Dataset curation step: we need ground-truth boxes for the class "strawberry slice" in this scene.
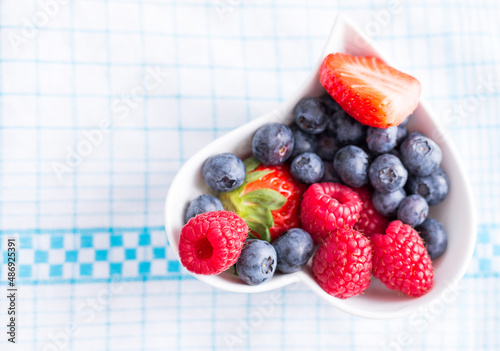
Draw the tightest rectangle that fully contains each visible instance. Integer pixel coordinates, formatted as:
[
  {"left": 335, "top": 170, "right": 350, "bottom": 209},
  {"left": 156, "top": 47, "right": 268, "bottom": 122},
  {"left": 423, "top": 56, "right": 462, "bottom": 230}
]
[{"left": 319, "top": 53, "right": 421, "bottom": 128}]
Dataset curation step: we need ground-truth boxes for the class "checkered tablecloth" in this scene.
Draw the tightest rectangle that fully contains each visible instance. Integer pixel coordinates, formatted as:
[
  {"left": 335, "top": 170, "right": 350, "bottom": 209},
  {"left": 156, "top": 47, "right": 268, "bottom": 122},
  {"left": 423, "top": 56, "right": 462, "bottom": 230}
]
[{"left": 0, "top": 0, "right": 499, "bottom": 350}]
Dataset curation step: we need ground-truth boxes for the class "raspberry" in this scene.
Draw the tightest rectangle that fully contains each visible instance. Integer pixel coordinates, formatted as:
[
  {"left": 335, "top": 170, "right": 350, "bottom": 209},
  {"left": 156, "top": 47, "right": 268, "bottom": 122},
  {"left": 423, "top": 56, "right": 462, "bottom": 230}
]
[
  {"left": 300, "top": 183, "right": 362, "bottom": 244},
  {"left": 312, "top": 227, "right": 372, "bottom": 299},
  {"left": 352, "top": 186, "right": 390, "bottom": 237},
  {"left": 178, "top": 211, "right": 248, "bottom": 275},
  {"left": 371, "top": 220, "right": 434, "bottom": 297}
]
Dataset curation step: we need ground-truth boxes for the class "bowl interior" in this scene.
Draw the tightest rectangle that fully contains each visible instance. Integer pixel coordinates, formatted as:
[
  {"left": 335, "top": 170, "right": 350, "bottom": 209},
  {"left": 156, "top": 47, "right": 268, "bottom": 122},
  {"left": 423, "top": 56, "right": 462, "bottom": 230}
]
[{"left": 165, "top": 15, "right": 476, "bottom": 319}]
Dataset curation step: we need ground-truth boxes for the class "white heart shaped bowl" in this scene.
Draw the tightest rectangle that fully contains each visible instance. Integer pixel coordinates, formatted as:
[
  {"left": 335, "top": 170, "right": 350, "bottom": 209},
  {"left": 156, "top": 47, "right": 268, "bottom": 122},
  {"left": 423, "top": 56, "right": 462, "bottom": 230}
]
[{"left": 165, "top": 15, "right": 477, "bottom": 319}]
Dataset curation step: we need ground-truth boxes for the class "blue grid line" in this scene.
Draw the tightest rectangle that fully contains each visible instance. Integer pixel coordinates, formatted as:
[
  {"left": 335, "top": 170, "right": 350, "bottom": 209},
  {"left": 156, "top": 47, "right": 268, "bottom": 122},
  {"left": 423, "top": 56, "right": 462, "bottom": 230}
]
[
  {"left": 172, "top": 2, "right": 184, "bottom": 349},
  {"left": 204, "top": 5, "right": 217, "bottom": 351},
  {"left": 69, "top": 1, "right": 78, "bottom": 350},
  {"left": 476, "top": 5, "right": 493, "bottom": 348},
  {"left": 103, "top": 1, "right": 114, "bottom": 348},
  {"left": 4, "top": 90, "right": 495, "bottom": 100},
  {"left": 0, "top": 92, "right": 285, "bottom": 100},
  {"left": 486, "top": 1, "right": 500, "bottom": 343},
  {"left": 33, "top": 0, "right": 42, "bottom": 345},
  {"left": 3, "top": 57, "right": 499, "bottom": 71},
  {"left": 1, "top": 0, "right": 498, "bottom": 10},
  {"left": 0, "top": 0, "right": 3, "bottom": 235},
  {"left": 0, "top": 272, "right": 498, "bottom": 288}
]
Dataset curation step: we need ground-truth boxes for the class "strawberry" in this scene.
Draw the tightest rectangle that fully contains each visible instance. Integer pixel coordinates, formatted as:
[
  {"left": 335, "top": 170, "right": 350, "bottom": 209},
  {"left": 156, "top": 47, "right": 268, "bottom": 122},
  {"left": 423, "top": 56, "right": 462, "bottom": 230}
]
[
  {"left": 319, "top": 53, "right": 421, "bottom": 128},
  {"left": 219, "top": 158, "right": 306, "bottom": 242}
]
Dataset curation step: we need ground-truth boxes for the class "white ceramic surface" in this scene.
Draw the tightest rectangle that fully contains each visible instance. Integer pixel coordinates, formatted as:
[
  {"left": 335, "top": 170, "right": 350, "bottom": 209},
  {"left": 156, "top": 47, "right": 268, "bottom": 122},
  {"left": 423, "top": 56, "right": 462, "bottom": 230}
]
[{"left": 164, "top": 14, "right": 477, "bottom": 319}]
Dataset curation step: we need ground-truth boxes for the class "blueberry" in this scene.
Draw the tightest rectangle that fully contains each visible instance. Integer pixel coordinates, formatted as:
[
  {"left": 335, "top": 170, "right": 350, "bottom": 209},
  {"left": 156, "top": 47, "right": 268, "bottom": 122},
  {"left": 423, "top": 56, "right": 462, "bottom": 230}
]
[
  {"left": 236, "top": 240, "right": 277, "bottom": 285},
  {"left": 397, "top": 194, "right": 429, "bottom": 227},
  {"left": 272, "top": 228, "right": 314, "bottom": 273},
  {"left": 416, "top": 218, "right": 448, "bottom": 260},
  {"left": 408, "top": 131, "right": 426, "bottom": 138},
  {"left": 184, "top": 195, "right": 224, "bottom": 224},
  {"left": 400, "top": 134, "right": 442, "bottom": 176},
  {"left": 316, "top": 132, "right": 339, "bottom": 160},
  {"left": 320, "top": 94, "right": 341, "bottom": 115},
  {"left": 328, "top": 110, "right": 367, "bottom": 145},
  {"left": 406, "top": 168, "right": 450, "bottom": 206},
  {"left": 202, "top": 153, "right": 246, "bottom": 192},
  {"left": 369, "top": 154, "right": 408, "bottom": 193},
  {"left": 396, "top": 126, "right": 408, "bottom": 147},
  {"left": 293, "top": 97, "right": 328, "bottom": 134},
  {"left": 290, "top": 124, "right": 318, "bottom": 159},
  {"left": 321, "top": 161, "right": 341, "bottom": 183},
  {"left": 372, "top": 187, "right": 406, "bottom": 217},
  {"left": 366, "top": 126, "right": 398, "bottom": 154},
  {"left": 333, "top": 145, "right": 369, "bottom": 187},
  {"left": 252, "top": 123, "right": 294, "bottom": 165},
  {"left": 290, "top": 152, "right": 324, "bottom": 184}
]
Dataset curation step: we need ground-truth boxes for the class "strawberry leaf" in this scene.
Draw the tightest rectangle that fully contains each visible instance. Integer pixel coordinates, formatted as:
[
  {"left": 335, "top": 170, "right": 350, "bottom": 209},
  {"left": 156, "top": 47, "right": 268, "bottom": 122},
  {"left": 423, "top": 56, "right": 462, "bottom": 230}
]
[
  {"left": 265, "top": 207, "right": 274, "bottom": 228},
  {"left": 247, "top": 221, "right": 271, "bottom": 242},
  {"left": 244, "top": 170, "right": 273, "bottom": 185},
  {"left": 242, "top": 204, "right": 272, "bottom": 226},
  {"left": 243, "top": 157, "right": 261, "bottom": 173},
  {"left": 241, "top": 189, "right": 286, "bottom": 210}
]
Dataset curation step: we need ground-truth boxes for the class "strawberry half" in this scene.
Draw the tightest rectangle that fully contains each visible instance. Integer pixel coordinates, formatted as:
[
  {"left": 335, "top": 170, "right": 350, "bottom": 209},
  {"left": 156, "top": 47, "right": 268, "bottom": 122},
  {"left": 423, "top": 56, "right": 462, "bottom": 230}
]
[
  {"left": 319, "top": 53, "right": 421, "bottom": 128},
  {"left": 219, "top": 158, "right": 306, "bottom": 242}
]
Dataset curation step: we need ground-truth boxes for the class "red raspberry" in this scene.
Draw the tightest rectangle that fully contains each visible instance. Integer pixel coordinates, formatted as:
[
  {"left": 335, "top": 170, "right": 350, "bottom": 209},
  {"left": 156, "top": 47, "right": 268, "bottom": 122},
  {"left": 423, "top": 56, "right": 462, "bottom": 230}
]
[
  {"left": 371, "top": 220, "right": 434, "bottom": 297},
  {"left": 300, "top": 183, "right": 362, "bottom": 244},
  {"left": 352, "top": 186, "right": 390, "bottom": 237},
  {"left": 179, "top": 211, "right": 248, "bottom": 275},
  {"left": 312, "top": 227, "right": 372, "bottom": 299}
]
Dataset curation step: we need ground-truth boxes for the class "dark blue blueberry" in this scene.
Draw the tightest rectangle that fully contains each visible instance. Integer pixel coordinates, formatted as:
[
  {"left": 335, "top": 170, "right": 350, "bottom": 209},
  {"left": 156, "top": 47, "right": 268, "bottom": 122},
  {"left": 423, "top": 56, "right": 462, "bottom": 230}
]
[
  {"left": 366, "top": 126, "right": 398, "bottom": 154},
  {"left": 290, "top": 124, "right": 318, "bottom": 159},
  {"left": 369, "top": 154, "right": 408, "bottom": 193},
  {"left": 293, "top": 97, "right": 328, "bottom": 134},
  {"left": 272, "top": 228, "right": 314, "bottom": 273},
  {"left": 184, "top": 195, "right": 224, "bottom": 224},
  {"left": 321, "top": 161, "right": 341, "bottom": 183},
  {"left": 316, "top": 132, "right": 339, "bottom": 160},
  {"left": 396, "top": 126, "right": 408, "bottom": 147},
  {"left": 290, "top": 152, "right": 324, "bottom": 184},
  {"left": 328, "top": 110, "right": 367, "bottom": 145},
  {"left": 416, "top": 218, "right": 448, "bottom": 260},
  {"left": 320, "top": 94, "right": 341, "bottom": 115},
  {"left": 397, "top": 194, "right": 429, "bottom": 227},
  {"left": 406, "top": 168, "right": 450, "bottom": 206},
  {"left": 333, "top": 145, "right": 369, "bottom": 188},
  {"left": 236, "top": 240, "right": 277, "bottom": 286},
  {"left": 252, "top": 123, "right": 294, "bottom": 165},
  {"left": 400, "top": 134, "right": 442, "bottom": 176},
  {"left": 372, "top": 187, "right": 406, "bottom": 217},
  {"left": 202, "top": 153, "right": 246, "bottom": 192}
]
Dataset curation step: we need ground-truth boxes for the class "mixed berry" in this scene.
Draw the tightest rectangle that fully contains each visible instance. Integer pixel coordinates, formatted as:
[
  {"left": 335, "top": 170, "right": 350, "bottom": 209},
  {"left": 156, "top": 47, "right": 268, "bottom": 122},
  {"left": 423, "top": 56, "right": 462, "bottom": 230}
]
[{"left": 178, "top": 52, "right": 450, "bottom": 299}]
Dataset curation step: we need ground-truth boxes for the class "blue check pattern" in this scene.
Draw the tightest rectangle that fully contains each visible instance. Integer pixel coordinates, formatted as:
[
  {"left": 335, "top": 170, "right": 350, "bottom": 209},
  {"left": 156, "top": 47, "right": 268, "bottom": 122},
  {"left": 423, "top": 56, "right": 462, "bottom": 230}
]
[{"left": 0, "top": 227, "right": 186, "bottom": 281}]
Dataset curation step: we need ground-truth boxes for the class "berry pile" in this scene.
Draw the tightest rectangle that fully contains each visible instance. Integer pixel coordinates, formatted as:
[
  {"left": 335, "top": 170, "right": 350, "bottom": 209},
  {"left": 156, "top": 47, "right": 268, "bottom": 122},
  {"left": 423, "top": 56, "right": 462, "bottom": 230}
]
[{"left": 177, "top": 52, "right": 449, "bottom": 299}]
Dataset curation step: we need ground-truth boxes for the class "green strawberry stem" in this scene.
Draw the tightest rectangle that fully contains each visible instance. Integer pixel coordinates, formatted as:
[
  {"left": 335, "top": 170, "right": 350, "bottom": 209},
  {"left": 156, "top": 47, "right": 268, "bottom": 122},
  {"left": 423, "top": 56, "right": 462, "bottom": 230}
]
[{"left": 219, "top": 158, "right": 286, "bottom": 242}]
